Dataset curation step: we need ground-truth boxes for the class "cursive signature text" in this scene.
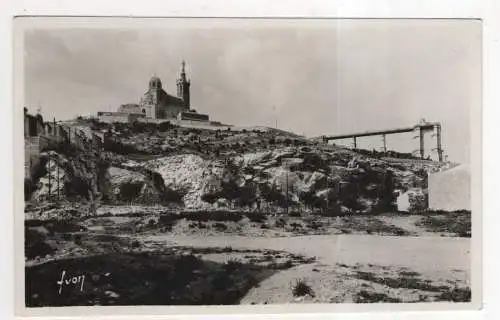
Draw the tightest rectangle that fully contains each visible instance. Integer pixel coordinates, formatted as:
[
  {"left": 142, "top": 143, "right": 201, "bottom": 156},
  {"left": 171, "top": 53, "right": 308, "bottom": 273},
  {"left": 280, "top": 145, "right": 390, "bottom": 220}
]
[{"left": 56, "top": 270, "right": 85, "bottom": 294}]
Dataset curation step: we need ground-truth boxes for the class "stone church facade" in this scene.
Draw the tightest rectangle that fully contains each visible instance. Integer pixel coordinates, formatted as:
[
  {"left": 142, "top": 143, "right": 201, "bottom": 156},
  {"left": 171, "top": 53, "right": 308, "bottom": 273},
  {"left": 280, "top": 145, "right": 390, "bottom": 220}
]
[
  {"left": 98, "top": 61, "right": 209, "bottom": 123},
  {"left": 140, "top": 60, "right": 190, "bottom": 119}
]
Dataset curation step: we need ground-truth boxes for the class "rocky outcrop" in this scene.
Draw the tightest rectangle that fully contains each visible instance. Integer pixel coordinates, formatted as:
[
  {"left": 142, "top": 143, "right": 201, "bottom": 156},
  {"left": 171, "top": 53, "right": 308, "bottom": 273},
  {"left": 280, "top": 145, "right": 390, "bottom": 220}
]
[
  {"left": 140, "top": 154, "right": 226, "bottom": 209},
  {"left": 26, "top": 122, "right": 448, "bottom": 214},
  {"left": 26, "top": 150, "right": 110, "bottom": 203},
  {"left": 104, "top": 166, "right": 166, "bottom": 204},
  {"left": 128, "top": 146, "right": 437, "bottom": 214}
]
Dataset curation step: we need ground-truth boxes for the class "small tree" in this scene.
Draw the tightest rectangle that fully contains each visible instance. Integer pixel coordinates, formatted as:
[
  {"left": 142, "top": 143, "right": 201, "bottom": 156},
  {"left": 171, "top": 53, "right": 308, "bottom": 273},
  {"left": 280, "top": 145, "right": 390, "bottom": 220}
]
[
  {"left": 201, "top": 192, "right": 220, "bottom": 204},
  {"left": 119, "top": 182, "right": 143, "bottom": 202},
  {"left": 158, "top": 121, "right": 173, "bottom": 132},
  {"left": 375, "top": 170, "right": 396, "bottom": 212},
  {"left": 236, "top": 183, "right": 257, "bottom": 208}
]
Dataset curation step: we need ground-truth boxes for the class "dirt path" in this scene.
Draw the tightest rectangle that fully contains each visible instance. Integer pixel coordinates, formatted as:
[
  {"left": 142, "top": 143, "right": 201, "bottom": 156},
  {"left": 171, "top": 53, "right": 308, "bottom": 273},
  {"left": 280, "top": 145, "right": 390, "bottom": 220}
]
[{"left": 145, "top": 234, "right": 470, "bottom": 273}]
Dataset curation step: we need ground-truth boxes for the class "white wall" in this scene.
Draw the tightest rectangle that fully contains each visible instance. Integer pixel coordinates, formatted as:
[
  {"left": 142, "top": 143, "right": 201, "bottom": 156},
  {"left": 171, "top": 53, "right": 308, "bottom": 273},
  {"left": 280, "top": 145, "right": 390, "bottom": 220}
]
[{"left": 428, "top": 164, "right": 471, "bottom": 211}]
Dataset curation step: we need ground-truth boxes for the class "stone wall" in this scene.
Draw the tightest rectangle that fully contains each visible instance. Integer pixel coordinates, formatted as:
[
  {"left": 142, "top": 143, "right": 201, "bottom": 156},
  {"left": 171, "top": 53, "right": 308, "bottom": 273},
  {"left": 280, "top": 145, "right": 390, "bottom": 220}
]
[
  {"left": 178, "top": 111, "right": 209, "bottom": 122},
  {"left": 97, "top": 112, "right": 130, "bottom": 123},
  {"left": 98, "top": 112, "right": 146, "bottom": 123}
]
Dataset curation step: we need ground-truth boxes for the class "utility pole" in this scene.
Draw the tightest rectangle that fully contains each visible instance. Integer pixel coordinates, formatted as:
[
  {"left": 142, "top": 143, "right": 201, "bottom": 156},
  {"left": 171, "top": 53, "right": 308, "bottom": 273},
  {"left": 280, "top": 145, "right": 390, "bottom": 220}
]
[
  {"left": 436, "top": 124, "right": 443, "bottom": 162},
  {"left": 326, "top": 177, "right": 329, "bottom": 213},
  {"left": 57, "top": 154, "right": 60, "bottom": 200},
  {"left": 285, "top": 171, "right": 289, "bottom": 215},
  {"left": 85, "top": 135, "right": 97, "bottom": 216},
  {"left": 48, "top": 152, "right": 52, "bottom": 200},
  {"left": 419, "top": 126, "right": 425, "bottom": 160},
  {"left": 273, "top": 105, "right": 277, "bottom": 129},
  {"left": 382, "top": 134, "right": 387, "bottom": 154}
]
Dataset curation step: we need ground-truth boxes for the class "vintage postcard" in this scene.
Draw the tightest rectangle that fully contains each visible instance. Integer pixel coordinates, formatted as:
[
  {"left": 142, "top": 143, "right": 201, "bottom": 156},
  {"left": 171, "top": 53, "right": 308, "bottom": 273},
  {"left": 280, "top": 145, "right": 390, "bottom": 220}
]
[{"left": 14, "top": 17, "right": 482, "bottom": 317}]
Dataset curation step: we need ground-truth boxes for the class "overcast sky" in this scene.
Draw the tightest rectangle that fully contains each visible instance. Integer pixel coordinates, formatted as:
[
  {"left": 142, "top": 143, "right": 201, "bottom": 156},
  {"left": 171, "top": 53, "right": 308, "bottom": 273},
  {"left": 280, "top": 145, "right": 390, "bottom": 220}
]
[{"left": 23, "top": 19, "right": 481, "bottom": 164}]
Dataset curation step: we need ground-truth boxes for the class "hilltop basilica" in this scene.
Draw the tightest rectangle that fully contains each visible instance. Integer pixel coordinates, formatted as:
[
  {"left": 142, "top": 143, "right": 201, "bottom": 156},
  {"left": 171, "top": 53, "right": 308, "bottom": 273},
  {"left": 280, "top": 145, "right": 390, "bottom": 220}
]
[{"left": 98, "top": 61, "right": 209, "bottom": 123}]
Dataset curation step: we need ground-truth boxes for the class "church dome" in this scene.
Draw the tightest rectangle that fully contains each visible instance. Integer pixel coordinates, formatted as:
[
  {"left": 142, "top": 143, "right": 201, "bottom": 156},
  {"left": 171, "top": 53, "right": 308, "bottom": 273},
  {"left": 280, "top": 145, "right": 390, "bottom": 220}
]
[{"left": 149, "top": 76, "right": 162, "bottom": 89}]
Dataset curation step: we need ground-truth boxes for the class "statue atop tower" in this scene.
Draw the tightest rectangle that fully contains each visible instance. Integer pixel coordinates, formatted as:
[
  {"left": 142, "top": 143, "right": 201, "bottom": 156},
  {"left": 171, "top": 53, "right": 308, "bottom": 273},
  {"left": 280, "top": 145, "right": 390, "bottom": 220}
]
[{"left": 176, "top": 60, "right": 191, "bottom": 108}]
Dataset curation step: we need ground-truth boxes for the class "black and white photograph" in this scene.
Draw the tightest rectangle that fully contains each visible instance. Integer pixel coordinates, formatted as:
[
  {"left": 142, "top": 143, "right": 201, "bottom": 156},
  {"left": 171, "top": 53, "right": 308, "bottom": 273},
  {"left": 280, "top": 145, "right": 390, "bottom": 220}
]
[{"left": 16, "top": 17, "right": 481, "bottom": 312}]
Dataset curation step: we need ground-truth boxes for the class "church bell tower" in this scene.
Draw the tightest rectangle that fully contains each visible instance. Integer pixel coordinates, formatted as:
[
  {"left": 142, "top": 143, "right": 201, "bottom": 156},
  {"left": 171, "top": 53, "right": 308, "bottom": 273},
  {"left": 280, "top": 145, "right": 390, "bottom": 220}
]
[{"left": 176, "top": 60, "right": 191, "bottom": 108}]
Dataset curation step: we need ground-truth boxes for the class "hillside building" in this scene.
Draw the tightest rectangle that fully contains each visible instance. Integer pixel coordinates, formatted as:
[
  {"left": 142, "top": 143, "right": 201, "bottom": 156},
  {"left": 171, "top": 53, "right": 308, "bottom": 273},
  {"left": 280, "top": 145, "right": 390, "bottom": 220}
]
[
  {"left": 98, "top": 61, "right": 210, "bottom": 123},
  {"left": 24, "top": 107, "right": 45, "bottom": 138}
]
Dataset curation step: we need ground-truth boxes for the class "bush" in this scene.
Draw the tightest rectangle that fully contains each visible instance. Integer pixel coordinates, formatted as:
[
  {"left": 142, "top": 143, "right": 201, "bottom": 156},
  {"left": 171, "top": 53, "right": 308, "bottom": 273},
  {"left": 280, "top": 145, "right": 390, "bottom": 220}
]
[
  {"left": 119, "top": 182, "right": 144, "bottom": 202},
  {"left": 289, "top": 222, "right": 302, "bottom": 231},
  {"left": 213, "top": 222, "right": 228, "bottom": 231},
  {"left": 300, "top": 153, "right": 330, "bottom": 173},
  {"left": 292, "top": 279, "right": 315, "bottom": 297},
  {"left": 395, "top": 230, "right": 407, "bottom": 236},
  {"left": 104, "top": 139, "right": 141, "bottom": 155},
  {"left": 147, "top": 219, "right": 156, "bottom": 227},
  {"left": 163, "top": 187, "right": 185, "bottom": 203},
  {"left": 181, "top": 211, "right": 243, "bottom": 222},
  {"left": 159, "top": 214, "right": 177, "bottom": 226},
  {"left": 158, "top": 121, "right": 175, "bottom": 132},
  {"left": 223, "top": 258, "right": 243, "bottom": 273},
  {"left": 275, "top": 218, "right": 286, "bottom": 228},
  {"left": 315, "top": 203, "right": 344, "bottom": 217},
  {"left": 73, "top": 234, "right": 83, "bottom": 245},
  {"left": 25, "top": 228, "right": 55, "bottom": 259},
  {"left": 259, "top": 183, "right": 286, "bottom": 207},
  {"left": 245, "top": 212, "right": 266, "bottom": 223},
  {"left": 416, "top": 211, "right": 471, "bottom": 237},
  {"left": 63, "top": 176, "right": 92, "bottom": 200},
  {"left": 198, "top": 222, "right": 207, "bottom": 229},
  {"left": 160, "top": 211, "right": 244, "bottom": 224},
  {"left": 436, "top": 287, "right": 471, "bottom": 302},
  {"left": 45, "top": 220, "right": 84, "bottom": 233},
  {"left": 354, "top": 290, "right": 401, "bottom": 303},
  {"left": 201, "top": 193, "right": 219, "bottom": 204}
]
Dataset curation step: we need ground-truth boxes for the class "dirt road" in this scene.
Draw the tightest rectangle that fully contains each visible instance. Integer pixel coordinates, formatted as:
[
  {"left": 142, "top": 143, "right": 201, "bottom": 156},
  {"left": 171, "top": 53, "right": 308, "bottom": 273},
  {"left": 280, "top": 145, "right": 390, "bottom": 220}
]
[{"left": 145, "top": 234, "right": 470, "bottom": 273}]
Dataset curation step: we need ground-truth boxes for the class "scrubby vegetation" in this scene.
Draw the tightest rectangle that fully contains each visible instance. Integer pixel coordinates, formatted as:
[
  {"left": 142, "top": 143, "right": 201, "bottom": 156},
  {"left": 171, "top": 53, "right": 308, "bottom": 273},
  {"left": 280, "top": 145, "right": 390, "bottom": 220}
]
[
  {"left": 354, "top": 271, "right": 448, "bottom": 292},
  {"left": 292, "top": 279, "right": 315, "bottom": 298},
  {"left": 354, "top": 290, "right": 401, "bottom": 303},
  {"left": 25, "top": 228, "right": 55, "bottom": 260},
  {"left": 352, "top": 148, "right": 426, "bottom": 161},
  {"left": 25, "top": 251, "right": 271, "bottom": 306},
  {"left": 353, "top": 270, "right": 471, "bottom": 302},
  {"left": 416, "top": 210, "right": 471, "bottom": 237},
  {"left": 435, "top": 287, "right": 471, "bottom": 302}
]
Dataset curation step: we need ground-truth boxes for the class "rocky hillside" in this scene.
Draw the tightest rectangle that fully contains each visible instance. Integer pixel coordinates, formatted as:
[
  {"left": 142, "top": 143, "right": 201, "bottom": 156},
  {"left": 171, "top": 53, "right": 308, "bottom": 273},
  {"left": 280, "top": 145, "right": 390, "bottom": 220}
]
[
  {"left": 25, "top": 145, "right": 108, "bottom": 204},
  {"left": 25, "top": 120, "right": 447, "bottom": 214}
]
